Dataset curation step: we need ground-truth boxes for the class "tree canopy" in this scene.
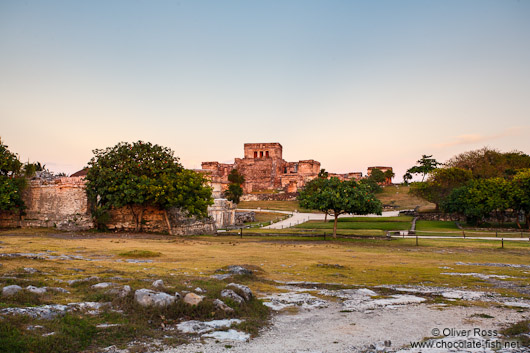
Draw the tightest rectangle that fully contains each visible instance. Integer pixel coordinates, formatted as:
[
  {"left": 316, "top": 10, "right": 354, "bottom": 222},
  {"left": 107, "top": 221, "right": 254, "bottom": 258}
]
[
  {"left": 0, "top": 139, "right": 26, "bottom": 212},
  {"left": 404, "top": 155, "right": 441, "bottom": 182},
  {"left": 299, "top": 177, "right": 382, "bottom": 237},
  {"left": 445, "top": 147, "right": 530, "bottom": 179},
  {"left": 85, "top": 141, "right": 213, "bottom": 231},
  {"left": 224, "top": 169, "right": 245, "bottom": 204}
]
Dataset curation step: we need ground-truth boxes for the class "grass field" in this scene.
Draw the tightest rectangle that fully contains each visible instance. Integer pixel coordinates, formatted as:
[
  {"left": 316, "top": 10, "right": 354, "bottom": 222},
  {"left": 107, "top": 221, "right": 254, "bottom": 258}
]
[
  {"left": 376, "top": 185, "right": 436, "bottom": 211},
  {"left": 0, "top": 230, "right": 529, "bottom": 351},
  {"left": 296, "top": 220, "right": 411, "bottom": 231},
  {"left": 238, "top": 185, "right": 435, "bottom": 213},
  {"left": 415, "top": 220, "right": 460, "bottom": 231}
]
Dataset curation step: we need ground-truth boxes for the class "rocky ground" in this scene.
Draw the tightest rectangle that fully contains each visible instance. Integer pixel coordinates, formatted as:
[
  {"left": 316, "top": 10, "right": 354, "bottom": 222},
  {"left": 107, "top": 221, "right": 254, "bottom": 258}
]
[{"left": 0, "top": 237, "right": 528, "bottom": 353}]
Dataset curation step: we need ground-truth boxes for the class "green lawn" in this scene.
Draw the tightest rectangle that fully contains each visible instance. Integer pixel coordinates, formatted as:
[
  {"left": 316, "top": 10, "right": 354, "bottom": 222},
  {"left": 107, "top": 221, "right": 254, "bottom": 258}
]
[
  {"left": 338, "top": 216, "right": 413, "bottom": 222},
  {"left": 296, "top": 220, "right": 410, "bottom": 231},
  {"left": 415, "top": 220, "right": 460, "bottom": 231}
]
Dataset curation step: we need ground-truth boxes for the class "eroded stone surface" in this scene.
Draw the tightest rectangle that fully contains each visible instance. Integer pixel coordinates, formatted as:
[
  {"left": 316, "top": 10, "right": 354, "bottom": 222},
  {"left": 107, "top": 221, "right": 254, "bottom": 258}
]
[
  {"left": 135, "top": 289, "right": 176, "bottom": 307},
  {"left": 183, "top": 292, "right": 204, "bottom": 306}
]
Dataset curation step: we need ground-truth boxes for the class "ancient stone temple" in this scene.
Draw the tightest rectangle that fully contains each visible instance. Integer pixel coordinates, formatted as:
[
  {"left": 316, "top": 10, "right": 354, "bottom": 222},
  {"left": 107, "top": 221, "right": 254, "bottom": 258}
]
[{"left": 201, "top": 143, "right": 321, "bottom": 197}]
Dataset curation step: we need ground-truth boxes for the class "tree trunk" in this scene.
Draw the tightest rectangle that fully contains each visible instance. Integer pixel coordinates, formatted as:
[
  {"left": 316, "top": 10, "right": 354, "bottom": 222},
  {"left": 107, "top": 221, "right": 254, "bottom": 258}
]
[
  {"left": 324, "top": 212, "right": 328, "bottom": 222},
  {"left": 164, "top": 209, "right": 172, "bottom": 235},
  {"left": 128, "top": 205, "right": 139, "bottom": 231},
  {"left": 138, "top": 207, "right": 144, "bottom": 232},
  {"left": 333, "top": 213, "right": 338, "bottom": 238}
]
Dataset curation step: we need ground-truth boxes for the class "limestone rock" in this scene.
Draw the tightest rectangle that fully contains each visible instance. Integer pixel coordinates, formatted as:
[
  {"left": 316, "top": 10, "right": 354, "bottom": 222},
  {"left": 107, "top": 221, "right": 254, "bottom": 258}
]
[
  {"left": 26, "top": 285, "right": 47, "bottom": 295},
  {"left": 92, "top": 282, "right": 114, "bottom": 289},
  {"left": 220, "top": 289, "right": 244, "bottom": 305},
  {"left": 134, "top": 289, "right": 175, "bottom": 307},
  {"left": 226, "top": 265, "right": 253, "bottom": 276},
  {"left": 2, "top": 285, "right": 22, "bottom": 296},
  {"left": 213, "top": 299, "right": 234, "bottom": 313},
  {"left": 183, "top": 292, "right": 204, "bottom": 306},
  {"left": 152, "top": 280, "right": 164, "bottom": 288},
  {"left": 226, "top": 283, "right": 252, "bottom": 301}
]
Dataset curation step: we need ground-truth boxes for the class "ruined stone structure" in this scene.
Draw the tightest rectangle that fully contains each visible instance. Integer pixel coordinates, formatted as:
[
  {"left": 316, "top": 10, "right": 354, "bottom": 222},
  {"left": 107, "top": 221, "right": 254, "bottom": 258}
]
[
  {"left": 0, "top": 177, "right": 92, "bottom": 231},
  {"left": 201, "top": 143, "right": 391, "bottom": 198},
  {"left": 202, "top": 143, "right": 321, "bottom": 197},
  {"left": 0, "top": 175, "right": 235, "bottom": 233}
]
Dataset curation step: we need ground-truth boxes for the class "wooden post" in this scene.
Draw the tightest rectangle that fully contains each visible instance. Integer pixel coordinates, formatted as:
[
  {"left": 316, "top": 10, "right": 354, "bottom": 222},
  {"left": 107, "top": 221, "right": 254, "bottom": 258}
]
[
  {"left": 240, "top": 228, "right": 243, "bottom": 239},
  {"left": 462, "top": 230, "right": 465, "bottom": 237},
  {"left": 501, "top": 238, "right": 504, "bottom": 248},
  {"left": 495, "top": 231, "right": 498, "bottom": 237},
  {"left": 416, "top": 234, "right": 418, "bottom": 246},
  {"left": 323, "top": 232, "right": 326, "bottom": 241}
]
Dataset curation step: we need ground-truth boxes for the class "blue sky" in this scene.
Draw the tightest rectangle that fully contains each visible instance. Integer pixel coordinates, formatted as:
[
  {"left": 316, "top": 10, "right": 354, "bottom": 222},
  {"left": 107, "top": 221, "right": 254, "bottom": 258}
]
[{"left": 1, "top": 1, "right": 529, "bottom": 180}]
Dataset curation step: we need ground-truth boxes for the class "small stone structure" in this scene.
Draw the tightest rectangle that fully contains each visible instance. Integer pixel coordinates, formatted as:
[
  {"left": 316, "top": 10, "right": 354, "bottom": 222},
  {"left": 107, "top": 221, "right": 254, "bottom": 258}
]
[{"left": 0, "top": 175, "right": 235, "bottom": 234}]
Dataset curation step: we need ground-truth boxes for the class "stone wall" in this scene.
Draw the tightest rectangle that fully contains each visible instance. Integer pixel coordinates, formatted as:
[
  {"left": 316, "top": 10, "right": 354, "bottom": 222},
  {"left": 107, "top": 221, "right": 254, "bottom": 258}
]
[
  {"left": 0, "top": 177, "right": 92, "bottom": 231},
  {"left": 240, "top": 192, "right": 298, "bottom": 202},
  {"left": 105, "top": 205, "right": 216, "bottom": 235},
  {"left": 0, "top": 177, "right": 235, "bottom": 235},
  {"left": 208, "top": 199, "right": 236, "bottom": 228}
]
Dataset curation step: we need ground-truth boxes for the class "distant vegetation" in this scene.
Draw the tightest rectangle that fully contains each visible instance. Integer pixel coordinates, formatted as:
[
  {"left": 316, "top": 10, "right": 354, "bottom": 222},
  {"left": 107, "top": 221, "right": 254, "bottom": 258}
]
[{"left": 407, "top": 147, "right": 530, "bottom": 228}]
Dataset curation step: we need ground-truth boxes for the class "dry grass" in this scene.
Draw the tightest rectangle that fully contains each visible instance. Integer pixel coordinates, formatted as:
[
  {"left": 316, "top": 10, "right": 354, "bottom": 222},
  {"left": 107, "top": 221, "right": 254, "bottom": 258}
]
[
  {"left": 377, "top": 185, "right": 436, "bottom": 211},
  {"left": 0, "top": 232, "right": 528, "bottom": 296}
]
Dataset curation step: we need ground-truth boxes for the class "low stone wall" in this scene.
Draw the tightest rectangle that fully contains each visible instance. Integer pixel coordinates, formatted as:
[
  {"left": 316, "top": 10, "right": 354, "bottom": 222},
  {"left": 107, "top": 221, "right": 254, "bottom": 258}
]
[
  {"left": 235, "top": 211, "right": 255, "bottom": 224},
  {"left": 0, "top": 177, "right": 234, "bottom": 235},
  {"left": 416, "top": 212, "right": 465, "bottom": 222},
  {"left": 105, "top": 206, "right": 216, "bottom": 235},
  {"left": 240, "top": 192, "right": 298, "bottom": 202},
  {"left": 0, "top": 177, "right": 92, "bottom": 231}
]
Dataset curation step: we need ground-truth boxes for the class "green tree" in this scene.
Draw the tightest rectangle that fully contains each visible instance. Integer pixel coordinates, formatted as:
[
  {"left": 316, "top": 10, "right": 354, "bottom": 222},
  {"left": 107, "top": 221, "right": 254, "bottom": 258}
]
[
  {"left": 299, "top": 177, "right": 382, "bottom": 238},
  {"left": 368, "top": 168, "right": 386, "bottom": 183},
  {"left": 405, "top": 155, "right": 441, "bottom": 182},
  {"left": 0, "top": 139, "right": 26, "bottom": 212},
  {"left": 409, "top": 167, "right": 472, "bottom": 210},
  {"left": 384, "top": 169, "right": 395, "bottom": 182},
  {"left": 85, "top": 141, "right": 213, "bottom": 232},
  {"left": 224, "top": 169, "right": 245, "bottom": 204},
  {"left": 442, "top": 178, "right": 512, "bottom": 226},
  {"left": 445, "top": 147, "right": 530, "bottom": 179},
  {"left": 511, "top": 169, "right": 530, "bottom": 229}
]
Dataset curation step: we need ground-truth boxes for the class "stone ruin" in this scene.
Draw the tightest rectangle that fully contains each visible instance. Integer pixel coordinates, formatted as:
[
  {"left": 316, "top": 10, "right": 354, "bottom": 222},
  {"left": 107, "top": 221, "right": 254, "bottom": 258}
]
[
  {"left": 0, "top": 174, "right": 236, "bottom": 234},
  {"left": 199, "top": 142, "right": 393, "bottom": 199}
]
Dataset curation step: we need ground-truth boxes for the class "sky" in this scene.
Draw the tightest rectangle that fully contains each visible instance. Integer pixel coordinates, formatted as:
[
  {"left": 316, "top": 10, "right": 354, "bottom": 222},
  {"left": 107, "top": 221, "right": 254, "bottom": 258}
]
[{"left": 1, "top": 0, "right": 529, "bottom": 181}]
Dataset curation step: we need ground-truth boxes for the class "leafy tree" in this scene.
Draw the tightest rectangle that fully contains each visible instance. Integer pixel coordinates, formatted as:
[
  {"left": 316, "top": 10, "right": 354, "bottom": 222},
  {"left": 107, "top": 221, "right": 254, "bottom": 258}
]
[
  {"left": 368, "top": 168, "right": 386, "bottom": 183},
  {"left": 445, "top": 147, "right": 530, "bottom": 179},
  {"left": 511, "top": 169, "right": 530, "bottom": 229},
  {"left": 384, "top": 169, "right": 395, "bottom": 182},
  {"left": 299, "top": 177, "right": 382, "bottom": 238},
  {"left": 85, "top": 141, "right": 213, "bottom": 232},
  {"left": 0, "top": 139, "right": 26, "bottom": 212},
  {"left": 318, "top": 168, "right": 329, "bottom": 178},
  {"left": 405, "top": 155, "right": 441, "bottom": 182},
  {"left": 409, "top": 167, "right": 472, "bottom": 210},
  {"left": 224, "top": 169, "right": 245, "bottom": 204},
  {"left": 442, "top": 178, "right": 512, "bottom": 226}
]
